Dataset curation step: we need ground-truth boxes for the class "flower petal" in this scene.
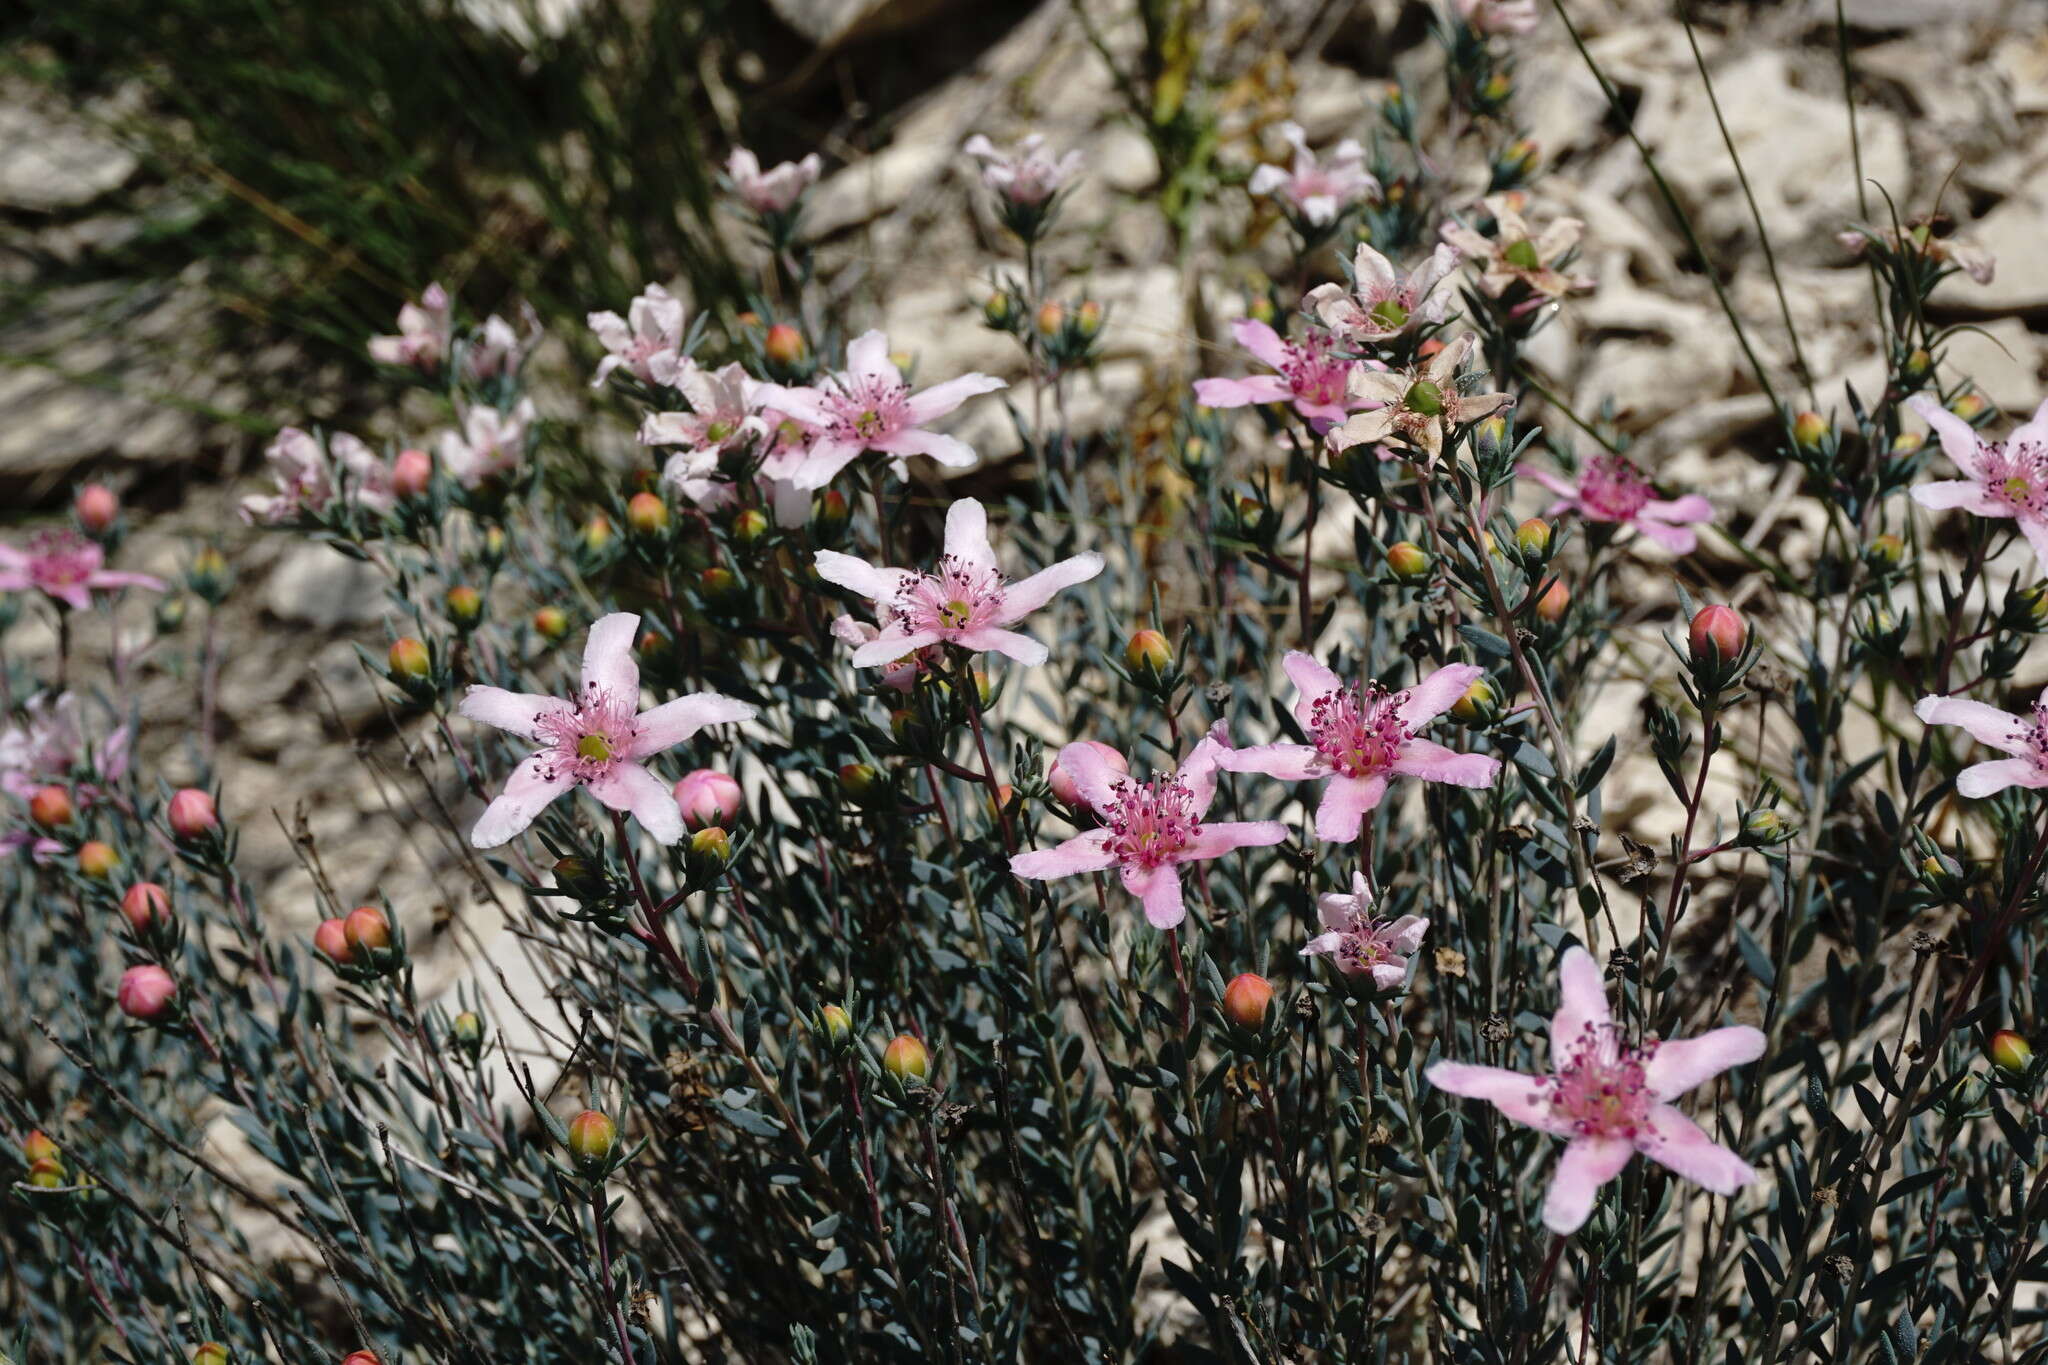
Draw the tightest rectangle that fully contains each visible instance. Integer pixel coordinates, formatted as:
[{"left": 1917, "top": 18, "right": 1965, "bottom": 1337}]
[
  {"left": 874, "top": 426, "right": 980, "bottom": 469},
  {"left": 631, "top": 693, "right": 756, "bottom": 757},
  {"left": 1908, "top": 394, "right": 1987, "bottom": 479},
  {"left": 1957, "top": 757, "right": 2048, "bottom": 798},
  {"left": 587, "top": 761, "right": 685, "bottom": 845},
  {"left": 814, "top": 550, "right": 911, "bottom": 605},
  {"left": 1423, "top": 1062, "right": 1571, "bottom": 1134},
  {"left": 1010, "top": 829, "right": 1116, "bottom": 879},
  {"left": 843, "top": 330, "right": 896, "bottom": 382},
  {"left": 1215, "top": 742, "right": 1325, "bottom": 781},
  {"left": 471, "top": 754, "right": 573, "bottom": 849},
  {"left": 997, "top": 552, "right": 1104, "bottom": 621},
  {"left": 1910, "top": 480, "right": 2003, "bottom": 515},
  {"left": 851, "top": 629, "right": 942, "bottom": 668},
  {"left": 1638, "top": 1104, "right": 1755, "bottom": 1196},
  {"left": 1314, "top": 774, "right": 1387, "bottom": 842},
  {"left": 1542, "top": 1136, "right": 1636, "bottom": 1234},
  {"left": 1193, "top": 375, "right": 1294, "bottom": 409},
  {"left": 1229, "top": 317, "right": 1292, "bottom": 371},
  {"left": 1398, "top": 663, "right": 1484, "bottom": 728},
  {"left": 1913, "top": 695, "right": 2030, "bottom": 755},
  {"left": 1282, "top": 651, "right": 1345, "bottom": 726},
  {"left": 905, "top": 373, "right": 1006, "bottom": 425},
  {"left": 581, "top": 613, "right": 641, "bottom": 701},
  {"left": 1391, "top": 738, "right": 1501, "bottom": 788},
  {"left": 459, "top": 686, "right": 568, "bottom": 741},
  {"left": 1123, "top": 863, "right": 1186, "bottom": 928},
  {"left": 1184, "top": 820, "right": 1290, "bottom": 860},
  {"left": 1643, "top": 1026, "right": 1766, "bottom": 1100},
  {"left": 1549, "top": 947, "right": 1611, "bottom": 1060},
  {"left": 952, "top": 626, "right": 1049, "bottom": 665}
]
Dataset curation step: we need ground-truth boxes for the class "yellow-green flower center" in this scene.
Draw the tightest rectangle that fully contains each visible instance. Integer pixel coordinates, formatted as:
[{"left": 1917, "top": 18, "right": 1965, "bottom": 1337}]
[
  {"left": 1503, "top": 238, "right": 1542, "bottom": 270},
  {"left": 577, "top": 733, "right": 614, "bottom": 762},
  {"left": 1369, "top": 299, "right": 1409, "bottom": 329},
  {"left": 940, "top": 599, "right": 973, "bottom": 628},
  {"left": 1404, "top": 380, "right": 1446, "bottom": 417}
]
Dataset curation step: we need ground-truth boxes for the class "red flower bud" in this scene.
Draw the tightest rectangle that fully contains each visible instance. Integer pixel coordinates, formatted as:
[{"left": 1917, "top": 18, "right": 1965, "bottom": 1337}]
[
  {"left": 23, "top": 1129, "right": 59, "bottom": 1163},
  {"left": 29, "top": 785, "right": 73, "bottom": 829},
  {"left": 674, "top": 770, "right": 742, "bottom": 830},
  {"left": 764, "top": 324, "right": 806, "bottom": 366},
  {"left": 1535, "top": 579, "right": 1570, "bottom": 624},
  {"left": 341, "top": 1352, "right": 385, "bottom": 1365},
  {"left": 314, "top": 918, "right": 352, "bottom": 963},
  {"left": 167, "top": 788, "right": 218, "bottom": 841},
  {"left": 77, "top": 840, "right": 118, "bottom": 880},
  {"left": 1688, "top": 604, "right": 1746, "bottom": 665},
  {"left": 532, "top": 606, "right": 570, "bottom": 642},
  {"left": 1222, "top": 973, "right": 1273, "bottom": 1030},
  {"left": 882, "top": 1034, "right": 930, "bottom": 1085},
  {"left": 117, "top": 964, "right": 177, "bottom": 1021},
  {"left": 122, "top": 882, "right": 172, "bottom": 934},
  {"left": 566, "top": 1108, "right": 618, "bottom": 1172},
  {"left": 75, "top": 483, "right": 120, "bottom": 536},
  {"left": 392, "top": 448, "right": 433, "bottom": 499},
  {"left": 1048, "top": 740, "right": 1126, "bottom": 807},
  {"left": 342, "top": 906, "right": 391, "bottom": 955}
]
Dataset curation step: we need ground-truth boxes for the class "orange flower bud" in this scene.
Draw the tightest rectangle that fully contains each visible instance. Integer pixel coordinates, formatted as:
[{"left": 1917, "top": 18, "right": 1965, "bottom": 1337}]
[
  {"left": 1688, "top": 604, "right": 1746, "bottom": 665},
  {"left": 1990, "top": 1029, "right": 2033, "bottom": 1074},
  {"left": 1535, "top": 579, "right": 1570, "bottom": 624},
  {"left": 167, "top": 788, "right": 217, "bottom": 840},
  {"left": 883, "top": 1034, "right": 931, "bottom": 1085},
  {"left": 392, "top": 447, "right": 433, "bottom": 499},
  {"left": 121, "top": 882, "right": 172, "bottom": 934},
  {"left": 23, "top": 1129, "right": 59, "bottom": 1163},
  {"left": 1222, "top": 973, "right": 1273, "bottom": 1030},
  {"left": 342, "top": 906, "right": 392, "bottom": 955},
  {"left": 29, "top": 785, "right": 73, "bottom": 828},
  {"left": 387, "top": 637, "right": 431, "bottom": 679},
  {"left": 1385, "top": 541, "right": 1430, "bottom": 582},
  {"left": 77, "top": 840, "right": 118, "bottom": 880},
  {"left": 1124, "top": 629, "right": 1173, "bottom": 675},
  {"left": 75, "top": 483, "right": 120, "bottom": 536},
  {"left": 532, "top": 606, "right": 569, "bottom": 642},
  {"left": 627, "top": 491, "right": 669, "bottom": 535},
  {"left": 314, "top": 918, "right": 352, "bottom": 963},
  {"left": 565, "top": 1108, "right": 618, "bottom": 1172},
  {"left": 764, "top": 324, "right": 807, "bottom": 366}
]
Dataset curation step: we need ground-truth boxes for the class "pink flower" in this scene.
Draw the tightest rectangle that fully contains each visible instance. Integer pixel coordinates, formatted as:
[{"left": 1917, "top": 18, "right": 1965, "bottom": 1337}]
[
  {"left": 458, "top": 613, "right": 756, "bottom": 848},
  {"left": 1518, "top": 454, "right": 1714, "bottom": 554},
  {"left": 1219, "top": 654, "right": 1501, "bottom": 842},
  {"left": 1330, "top": 333, "right": 1510, "bottom": 465},
  {"left": 1441, "top": 196, "right": 1592, "bottom": 301},
  {"left": 816, "top": 498, "right": 1102, "bottom": 669},
  {"left": 726, "top": 148, "right": 823, "bottom": 215},
  {"left": 462, "top": 307, "right": 540, "bottom": 382},
  {"left": 241, "top": 428, "right": 396, "bottom": 525},
  {"left": 756, "top": 332, "right": 1005, "bottom": 489},
  {"left": 1907, "top": 394, "right": 2048, "bottom": 571},
  {"left": 1248, "top": 122, "right": 1377, "bottom": 228},
  {"left": 1010, "top": 731, "right": 1290, "bottom": 929},
  {"left": 437, "top": 400, "right": 537, "bottom": 489},
  {"left": 588, "top": 283, "right": 690, "bottom": 388},
  {"left": 1305, "top": 242, "right": 1461, "bottom": 344},
  {"left": 117, "top": 964, "right": 178, "bottom": 1022},
  {"left": 368, "top": 283, "right": 451, "bottom": 372},
  {"left": 1454, "top": 0, "right": 1540, "bottom": 36},
  {"left": 1427, "top": 948, "right": 1764, "bottom": 1234},
  {"left": 1194, "top": 320, "right": 1359, "bottom": 429},
  {"left": 1914, "top": 686, "right": 2048, "bottom": 797},
  {"left": 674, "top": 769, "right": 742, "bottom": 828},
  {"left": 0, "top": 691, "right": 131, "bottom": 802},
  {"left": 0, "top": 531, "right": 164, "bottom": 610},
  {"left": 962, "top": 133, "right": 1083, "bottom": 206},
  {"left": 1302, "top": 873, "right": 1429, "bottom": 989}
]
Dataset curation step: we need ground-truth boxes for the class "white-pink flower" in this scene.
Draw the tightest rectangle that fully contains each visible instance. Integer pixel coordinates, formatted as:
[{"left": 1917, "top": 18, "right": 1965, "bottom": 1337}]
[
  {"left": 1305, "top": 242, "right": 1461, "bottom": 344},
  {"left": 1219, "top": 653, "right": 1501, "bottom": 842},
  {"left": 462, "top": 307, "right": 540, "bottom": 382},
  {"left": 0, "top": 531, "right": 164, "bottom": 610},
  {"left": 368, "top": 283, "right": 451, "bottom": 372},
  {"left": 1441, "top": 196, "right": 1591, "bottom": 300},
  {"left": 437, "top": 399, "right": 537, "bottom": 489},
  {"left": 1427, "top": 948, "right": 1764, "bottom": 1234},
  {"left": 589, "top": 283, "right": 690, "bottom": 388},
  {"left": 458, "top": 613, "right": 755, "bottom": 848},
  {"left": 1914, "top": 686, "right": 2048, "bottom": 797},
  {"left": 241, "top": 428, "right": 395, "bottom": 525},
  {"left": 755, "top": 331, "right": 1005, "bottom": 489},
  {"left": 1011, "top": 731, "right": 1290, "bottom": 929},
  {"left": 1302, "top": 873, "right": 1428, "bottom": 989},
  {"left": 726, "top": 148, "right": 823, "bottom": 215},
  {"left": 962, "top": 133, "right": 1083, "bottom": 207},
  {"left": 1907, "top": 394, "right": 2048, "bottom": 573},
  {"left": 1194, "top": 319, "right": 1359, "bottom": 428},
  {"left": 1519, "top": 454, "right": 1714, "bottom": 554},
  {"left": 1454, "top": 0, "right": 1540, "bottom": 36},
  {"left": 815, "top": 498, "right": 1102, "bottom": 669},
  {"left": 1331, "top": 333, "right": 1511, "bottom": 465},
  {"left": 1248, "top": 122, "right": 1377, "bottom": 227}
]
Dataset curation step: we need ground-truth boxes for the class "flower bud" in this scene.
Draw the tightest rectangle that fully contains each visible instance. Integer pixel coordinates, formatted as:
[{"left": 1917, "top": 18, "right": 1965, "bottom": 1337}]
[
  {"left": 1076, "top": 299, "right": 1104, "bottom": 337},
  {"left": 888, "top": 709, "right": 916, "bottom": 742},
  {"left": 1179, "top": 436, "right": 1211, "bottom": 473},
  {"left": 341, "top": 1353, "right": 384, "bottom": 1365},
  {"left": 582, "top": 512, "right": 615, "bottom": 554},
  {"left": 156, "top": 594, "right": 188, "bottom": 634},
  {"left": 1035, "top": 301, "right": 1066, "bottom": 337},
  {"left": 314, "top": 917, "right": 352, "bottom": 963},
  {"left": 1791, "top": 411, "right": 1830, "bottom": 451},
  {"left": 883, "top": 1034, "right": 931, "bottom": 1085},
  {"left": 77, "top": 840, "right": 118, "bottom": 881},
  {"left": 23, "top": 1129, "right": 59, "bottom": 1164},
  {"left": 674, "top": 770, "right": 742, "bottom": 830},
  {"left": 983, "top": 782, "right": 1016, "bottom": 821},
  {"left": 1049, "top": 740, "right": 1126, "bottom": 807},
  {"left": 1990, "top": 1029, "right": 2033, "bottom": 1074},
  {"left": 837, "top": 762, "right": 881, "bottom": 801},
  {"left": 121, "top": 882, "right": 172, "bottom": 934},
  {"left": 390, "top": 447, "right": 432, "bottom": 499},
  {"left": 1385, "top": 541, "right": 1430, "bottom": 583},
  {"left": 1901, "top": 349, "right": 1932, "bottom": 386},
  {"left": 192, "top": 1343, "right": 230, "bottom": 1365},
  {"left": 1535, "top": 578, "right": 1570, "bottom": 624},
  {"left": 982, "top": 289, "right": 1020, "bottom": 329},
  {"left": 1449, "top": 676, "right": 1500, "bottom": 727},
  {"left": 553, "top": 855, "right": 607, "bottom": 901},
  {"left": 481, "top": 526, "right": 507, "bottom": 568},
  {"left": 1889, "top": 430, "right": 1925, "bottom": 458},
  {"left": 637, "top": 629, "right": 671, "bottom": 662},
  {"left": 1951, "top": 392, "right": 1988, "bottom": 421},
  {"left": 1222, "top": 973, "right": 1273, "bottom": 1030},
  {"left": 532, "top": 606, "right": 569, "bottom": 642},
  {"left": 168, "top": 788, "right": 218, "bottom": 841},
  {"left": 28, "top": 1157, "right": 67, "bottom": 1190},
  {"left": 688, "top": 826, "right": 732, "bottom": 869},
  {"left": 1866, "top": 533, "right": 1905, "bottom": 569},
  {"left": 627, "top": 491, "right": 669, "bottom": 536},
  {"left": 1499, "top": 138, "right": 1539, "bottom": 178},
  {"left": 117, "top": 964, "right": 177, "bottom": 1022},
  {"left": 813, "top": 489, "right": 850, "bottom": 535},
  {"left": 343, "top": 906, "right": 392, "bottom": 956},
  {"left": 1235, "top": 497, "right": 1269, "bottom": 536},
  {"left": 2017, "top": 584, "right": 2048, "bottom": 629},
  {"left": 565, "top": 1108, "right": 618, "bottom": 1173},
  {"left": 1741, "top": 808, "right": 1793, "bottom": 845},
  {"left": 387, "top": 637, "right": 431, "bottom": 679},
  {"left": 699, "top": 565, "right": 740, "bottom": 601},
  {"left": 444, "top": 585, "right": 483, "bottom": 629},
  {"left": 1514, "top": 518, "right": 1552, "bottom": 557},
  {"left": 29, "top": 785, "right": 74, "bottom": 828},
  {"left": 75, "top": 483, "right": 120, "bottom": 537},
  {"left": 452, "top": 1011, "right": 484, "bottom": 1056},
  {"left": 732, "top": 507, "right": 770, "bottom": 545},
  {"left": 1124, "top": 629, "right": 1173, "bottom": 677},
  {"left": 1688, "top": 604, "right": 1747, "bottom": 665},
  {"left": 764, "top": 324, "right": 806, "bottom": 367},
  {"left": 188, "top": 547, "right": 231, "bottom": 604}
]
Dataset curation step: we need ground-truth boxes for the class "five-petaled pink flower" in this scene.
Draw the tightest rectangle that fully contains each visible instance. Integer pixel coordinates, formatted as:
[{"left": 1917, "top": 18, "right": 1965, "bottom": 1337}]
[
  {"left": 1302, "top": 872, "right": 1428, "bottom": 989},
  {"left": 1427, "top": 948, "right": 1764, "bottom": 1234},
  {"left": 1010, "top": 730, "right": 1289, "bottom": 929},
  {"left": 1907, "top": 394, "right": 2048, "bottom": 572},
  {"left": 726, "top": 148, "right": 824, "bottom": 215},
  {"left": 1455, "top": 0, "right": 1540, "bottom": 36},
  {"left": 458, "top": 613, "right": 755, "bottom": 848},
  {"left": 1331, "top": 333, "right": 1510, "bottom": 465},
  {"left": 368, "top": 283, "right": 451, "bottom": 372},
  {"left": 1219, "top": 654, "right": 1500, "bottom": 842},
  {"left": 1194, "top": 320, "right": 1360, "bottom": 429},
  {"left": 1, "top": 691, "right": 132, "bottom": 862},
  {"left": 1441, "top": 196, "right": 1592, "bottom": 302},
  {"left": 1519, "top": 454, "right": 1714, "bottom": 554},
  {"left": 438, "top": 400, "right": 537, "bottom": 489},
  {"left": 1914, "top": 685, "right": 2048, "bottom": 798},
  {"left": 0, "top": 531, "right": 163, "bottom": 611},
  {"left": 242, "top": 428, "right": 396, "bottom": 525},
  {"left": 589, "top": 283, "right": 690, "bottom": 389},
  {"left": 756, "top": 331, "right": 1005, "bottom": 489},
  {"left": 815, "top": 498, "right": 1102, "bottom": 669},
  {"left": 1305, "top": 242, "right": 1461, "bottom": 345},
  {"left": 1248, "top": 122, "right": 1377, "bottom": 228},
  {"left": 642, "top": 363, "right": 810, "bottom": 524},
  {"left": 962, "top": 133, "right": 1084, "bottom": 206}
]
